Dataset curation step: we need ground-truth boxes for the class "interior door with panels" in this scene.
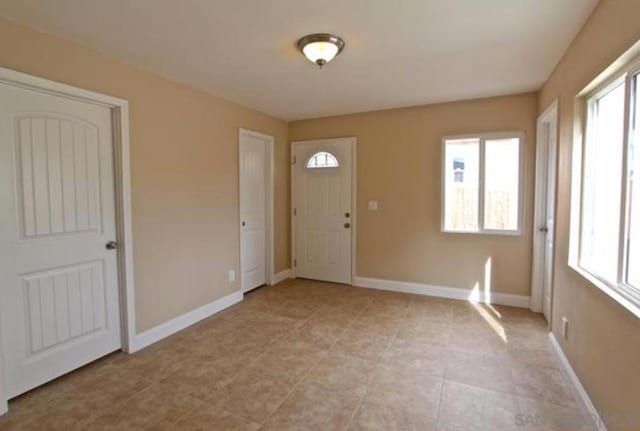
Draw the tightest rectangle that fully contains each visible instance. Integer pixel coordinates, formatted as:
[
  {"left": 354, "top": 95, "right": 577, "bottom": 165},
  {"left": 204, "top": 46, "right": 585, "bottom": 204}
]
[
  {"left": 294, "top": 139, "right": 353, "bottom": 284},
  {"left": 239, "top": 132, "right": 267, "bottom": 292},
  {"left": 0, "top": 82, "right": 121, "bottom": 397}
]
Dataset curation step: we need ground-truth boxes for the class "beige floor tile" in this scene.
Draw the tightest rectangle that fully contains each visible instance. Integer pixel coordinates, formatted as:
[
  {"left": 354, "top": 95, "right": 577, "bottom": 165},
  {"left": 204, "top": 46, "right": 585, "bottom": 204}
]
[
  {"left": 0, "top": 280, "right": 583, "bottom": 431},
  {"left": 303, "top": 353, "right": 379, "bottom": 397},
  {"left": 512, "top": 365, "right": 578, "bottom": 408},
  {"left": 437, "top": 380, "right": 520, "bottom": 431},
  {"left": 246, "top": 338, "right": 327, "bottom": 382},
  {"left": 384, "top": 338, "right": 447, "bottom": 377},
  {"left": 155, "top": 407, "right": 261, "bottom": 431},
  {"left": 109, "top": 342, "right": 198, "bottom": 380},
  {"left": 311, "top": 307, "right": 361, "bottom": 326},
  {"left": 352, "top": 312, "right": 404, "bottom": 337},
  {"left": 405, "top": 300, "right": 454, "bottom": 324},
  {"left": 286, "top": 320, "right": 347, "bottom": 349},
  {"left": 245, "top": 297, "right": 319, "bottom": 320},
  {"left": 0, "top": 391, "right": 62, "bottom": 430},
  {"left": 210, "top": 367, "right": 296, "bottom": 423},
  {"left": 517, "top": 397, "right": 596, "bottom": 431},
  {"left": 366, "top": 364, "right": 442, "bottom": 420},
  {"left": 448, "top": 321, "right": 510, "bottom": 360},
  {"left": 160, "top": 354, "right": 247, "bottom": 398},
  {"left": 2, "top": 366, "right": 153, "bottom": 430},
  {"left": 504, "top": 327, "right": 553, "bottom": 351},
  {"left": 332, "top": 325, "right": 394, "bottom": 362},
  {"left": 88, "top": 380, "right": 201, "bottom": 430},
  {"left": 508, "top": 347, "right": 559, "bottom": 370},
  {"left": 261, "top": 383, "right": 362, "bottom": 431},
  {"left": 348, "top": 399, "right": 437, "bottom": 431},
  {"left": 396, "top": 319, "right": 450, "bottom": 345},
  {"left": 444, "top": 349, "right": 516, "bottom": 394},
  {"left": 451, "top": 301, "right": 495, "bottom": 322}
]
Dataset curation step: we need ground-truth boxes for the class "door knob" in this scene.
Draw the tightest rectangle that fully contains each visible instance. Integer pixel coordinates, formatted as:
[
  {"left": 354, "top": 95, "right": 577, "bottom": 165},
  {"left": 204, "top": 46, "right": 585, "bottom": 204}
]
[
  {"left": 106, "top": 241, "right": 118, "bottom": 250},
  {"left": 345, "top": 212, "right": 350, "bottom": 218},
  {"left": 344, "top": 222, "right": 351, "bottom": 229},
  {"left": 242, "top": 221, "right": 246, "bottom": 227}
]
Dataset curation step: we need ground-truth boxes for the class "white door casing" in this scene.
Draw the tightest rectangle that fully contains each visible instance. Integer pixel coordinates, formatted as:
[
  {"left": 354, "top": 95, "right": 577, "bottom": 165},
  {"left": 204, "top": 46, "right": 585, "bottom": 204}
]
[
  {"left": 239, "top": 129, "right": 273, "bottom": 292},
  {"left": 531, "top": 100, "right": 558, "bottom": 322},
  {"left": 0, "top": 82, "right": 123, "bottom": 398},
  {"left": 292, "top": 138, "right": 355, "bottom": 284}
]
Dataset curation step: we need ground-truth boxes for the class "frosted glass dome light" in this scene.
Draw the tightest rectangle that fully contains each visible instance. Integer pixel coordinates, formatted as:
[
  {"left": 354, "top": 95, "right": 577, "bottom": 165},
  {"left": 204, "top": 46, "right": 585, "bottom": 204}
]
[{"left": 297, "top": 33, "right": 345, "bottom": 68}]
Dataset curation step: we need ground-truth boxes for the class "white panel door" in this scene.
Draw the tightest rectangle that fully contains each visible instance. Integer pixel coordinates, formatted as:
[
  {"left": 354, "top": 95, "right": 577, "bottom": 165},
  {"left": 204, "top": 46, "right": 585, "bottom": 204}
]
[
  {"left": 0, "top": 83, "right": 121, "bottom": 398},
  {"left": 239, "top": 133, "right": 267, "bottom": 292},
  {"left": 294, "top": 139, "right": 353, "bottom": 284},
  {"left": 542, "top": 119, "right": 557, "bottom": 322}
]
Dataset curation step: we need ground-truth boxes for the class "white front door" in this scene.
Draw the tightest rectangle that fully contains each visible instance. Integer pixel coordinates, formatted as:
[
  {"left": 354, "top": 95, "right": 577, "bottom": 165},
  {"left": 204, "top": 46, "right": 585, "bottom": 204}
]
[
  {"left": 293, "top": 138, "right": 354, "bottom": 284},
  {"left": 239, "top": 131, "right": 268, "bottom": 292},
  {"left": 0, "top": 83, "right": 121, "bottom": 398}
]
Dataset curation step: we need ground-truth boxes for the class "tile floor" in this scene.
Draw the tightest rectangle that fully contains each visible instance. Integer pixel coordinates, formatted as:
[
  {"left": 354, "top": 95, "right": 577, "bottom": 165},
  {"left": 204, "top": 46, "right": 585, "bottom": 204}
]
[{"left": 0, "top": 279, "right": 595, "bottom": 430}]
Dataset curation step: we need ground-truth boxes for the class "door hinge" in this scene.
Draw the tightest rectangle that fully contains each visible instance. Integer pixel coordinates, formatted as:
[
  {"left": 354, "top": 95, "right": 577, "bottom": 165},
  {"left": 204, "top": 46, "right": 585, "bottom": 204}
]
[
  {"left": 294, "top": 259, "right": 297, "bottom": 267},
  {"left": 293, "top": 208, "right": 297, "bottom": 216},
  {"left": 292, "top": 156, "right": 296, "bottom": 165}
]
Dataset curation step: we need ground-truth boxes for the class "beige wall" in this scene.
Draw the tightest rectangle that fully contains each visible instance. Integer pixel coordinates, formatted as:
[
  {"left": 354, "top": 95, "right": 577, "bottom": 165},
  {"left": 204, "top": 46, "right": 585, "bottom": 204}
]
[
  {"left": 290, "top": 93, "right": 537, "bottom": 297},
  {"left": 538, "top": 1, "right": 640, "bottom": 429},
  {"left": 0, "top": 17, "right": 290, "bottom": 332}
]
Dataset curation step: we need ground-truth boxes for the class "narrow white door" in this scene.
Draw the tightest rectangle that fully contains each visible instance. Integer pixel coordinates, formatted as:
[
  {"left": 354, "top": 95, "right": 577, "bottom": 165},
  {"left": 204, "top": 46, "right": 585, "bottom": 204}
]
[
  {"left": 293, "top": 138, "right": 354, "bottom": 284},
  {"left": 532, "top": 102, "right": 558, "bottom": 322},
  {"left": 541, "top": 118, "right": 557, "bottom": 321},
  {"left": 0, "top": 83, "right": 121, "bottom": 398},
  {"left": 239, "top": 131, "right": 268, "bottom": 292}
]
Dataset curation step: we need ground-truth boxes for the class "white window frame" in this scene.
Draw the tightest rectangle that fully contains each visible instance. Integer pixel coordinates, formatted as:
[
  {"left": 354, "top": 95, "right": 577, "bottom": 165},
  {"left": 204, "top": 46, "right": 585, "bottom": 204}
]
[
  {"left": 570, "top": 56, "right": 640, "bottom": 317},
  {"left": 441, "top": 131, "right": 525, "bottom": 236}
]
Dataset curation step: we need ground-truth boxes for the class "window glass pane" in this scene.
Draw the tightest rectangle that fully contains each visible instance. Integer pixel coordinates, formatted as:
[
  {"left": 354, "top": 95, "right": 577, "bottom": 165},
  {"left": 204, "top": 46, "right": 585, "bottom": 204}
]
[
  {"left": 581, "top": 82, "right": 625, "bottom": 282},
  {"left": 306, "top": 151, "right": 339, "bottom": 168},
  {"left": 627, "top": 74, "right": 640, "bottom": 289},
  {"left": 444, "top": 139, "right": 479, "bottom": 231},
  {"left": 484, "top": 138, "right": 520, "bottom": 230}
]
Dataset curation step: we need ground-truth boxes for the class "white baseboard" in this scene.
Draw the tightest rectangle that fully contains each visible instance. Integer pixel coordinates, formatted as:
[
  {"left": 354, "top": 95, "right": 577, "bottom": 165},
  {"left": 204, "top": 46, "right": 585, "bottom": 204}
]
[
  {"left": 353, "top": 276, "right": 530, "bottom": 308},
  {"left": 548, "top": 333, "right": 607, "bottom": 431},
  {"left": 270, "top": 268, "right": 292, "bottom": 285},
  {"left": 131, "top": 290, "right": 243, "bottom": 352}
]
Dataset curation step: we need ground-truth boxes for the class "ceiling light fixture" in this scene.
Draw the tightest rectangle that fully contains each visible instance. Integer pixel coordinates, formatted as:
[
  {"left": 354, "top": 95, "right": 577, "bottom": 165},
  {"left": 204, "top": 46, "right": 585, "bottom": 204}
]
[{"left": 297, "top": 33, "right": 345, "bottom": 68}]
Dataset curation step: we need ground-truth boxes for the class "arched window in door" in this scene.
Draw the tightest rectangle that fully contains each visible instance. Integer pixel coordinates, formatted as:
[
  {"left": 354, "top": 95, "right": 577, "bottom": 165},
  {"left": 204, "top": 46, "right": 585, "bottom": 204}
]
[{"left": 306, "top": 151, "right": 339, "bottom": 168}]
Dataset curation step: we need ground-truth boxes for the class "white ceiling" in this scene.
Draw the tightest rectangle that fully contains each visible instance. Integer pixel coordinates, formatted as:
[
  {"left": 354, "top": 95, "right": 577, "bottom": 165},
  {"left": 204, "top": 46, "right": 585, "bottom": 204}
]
[{"left": 0, "top": 0, "right": 598, "bottom": 120}]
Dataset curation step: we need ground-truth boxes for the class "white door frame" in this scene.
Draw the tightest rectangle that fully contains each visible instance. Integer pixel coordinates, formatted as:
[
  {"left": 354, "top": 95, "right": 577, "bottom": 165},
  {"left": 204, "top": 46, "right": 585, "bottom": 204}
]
[
  {"left": 290, "top": 137, "right": 357, "bottom": 284},
  {"left": 238, "top": 128, "right": 275, "bottom": 288},
  {"left": 0, "top": 67, "right": 135, "bottom": 414},
  {"left": 530, "top": 99, "right": 559, "bottom": 316}
]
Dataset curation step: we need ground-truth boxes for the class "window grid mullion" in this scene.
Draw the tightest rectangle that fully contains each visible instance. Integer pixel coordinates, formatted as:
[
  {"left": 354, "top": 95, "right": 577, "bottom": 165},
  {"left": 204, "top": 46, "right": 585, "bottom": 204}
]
[
  {"left": 478, "top": 138, "right": 486, "bottom": 232},
  {"left": 620, "top": 72, "right": 636, "bottom": 286},
  {"left": 578, "top": 98, "right": 595, "bottom": 271}
]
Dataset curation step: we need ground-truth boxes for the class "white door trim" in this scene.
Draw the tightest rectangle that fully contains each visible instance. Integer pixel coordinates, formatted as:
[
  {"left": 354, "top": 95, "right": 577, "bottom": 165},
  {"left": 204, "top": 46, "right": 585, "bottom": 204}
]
[
  {"left": 290, "top": 137, "right": 357, "bottom": 284},
  {"left": 0, "top": 67, "right": 135, "bottom": 414},
  {"left": 238, "top": 128, "right": 275, "bottom": 287},
  {"left": 531, "top": 99, "right": 558, "bottom": 316}
]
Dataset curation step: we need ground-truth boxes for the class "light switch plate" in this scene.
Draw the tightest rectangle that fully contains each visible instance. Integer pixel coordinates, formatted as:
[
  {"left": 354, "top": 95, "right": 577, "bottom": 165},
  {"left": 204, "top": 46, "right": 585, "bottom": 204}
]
[
  {"left": 228, "top": 270, "right": 236, "bottom": 282},
  {"left": 368, "top": 200, "right": 379, "bottom": 211}
]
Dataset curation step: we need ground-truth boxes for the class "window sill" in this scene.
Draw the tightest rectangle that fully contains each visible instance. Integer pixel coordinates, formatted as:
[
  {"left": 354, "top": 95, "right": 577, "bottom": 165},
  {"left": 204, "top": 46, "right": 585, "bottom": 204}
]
[
  {"left": 441, "top": 228, "right": 522, "bottom": 237},
  {"left": 569, "top": 263, "right": 640, "bottom": 319}
]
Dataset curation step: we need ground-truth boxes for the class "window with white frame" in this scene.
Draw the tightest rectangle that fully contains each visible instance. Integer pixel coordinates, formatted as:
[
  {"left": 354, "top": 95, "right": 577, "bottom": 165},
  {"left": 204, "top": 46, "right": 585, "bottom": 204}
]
[
  {"left": 442, "top": 133, "right": 523, "bottom": 234},
  {"left": 575, "top": 62, "right": 640, "bottom": 310}
]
